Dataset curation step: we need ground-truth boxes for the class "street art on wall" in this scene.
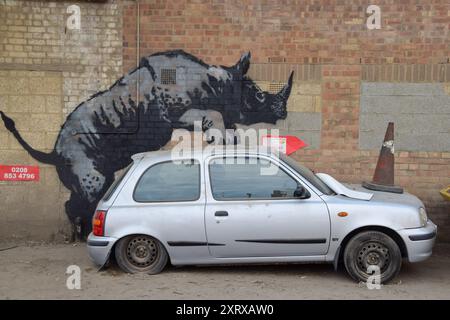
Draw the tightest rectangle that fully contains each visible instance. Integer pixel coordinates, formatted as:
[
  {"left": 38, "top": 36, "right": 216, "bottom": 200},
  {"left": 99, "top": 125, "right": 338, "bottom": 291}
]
[{"left": 0, "top": 50, "right": 294, "bottom": 238}]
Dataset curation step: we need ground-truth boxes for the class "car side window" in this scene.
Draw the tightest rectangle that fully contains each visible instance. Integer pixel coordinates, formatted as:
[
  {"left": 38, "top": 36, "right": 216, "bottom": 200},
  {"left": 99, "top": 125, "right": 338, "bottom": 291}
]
[
  {"left": 209, "top": 157, "right": 300, "bottom": 200},
  {"left": 134, "top": 160, "right": 200, "bottom": 202}
]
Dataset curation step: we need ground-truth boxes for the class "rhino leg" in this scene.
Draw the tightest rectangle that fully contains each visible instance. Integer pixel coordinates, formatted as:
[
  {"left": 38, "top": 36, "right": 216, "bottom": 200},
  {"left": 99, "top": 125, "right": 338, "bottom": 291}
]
[
  {"left": 65, "top": 193, "right": 100, "bottom": 240},
  {"left": 175, "top": 109, "right": 231, "bottom": 144},
  {"left": 63, "top": 157, "right": 114, "bottom": 240}
]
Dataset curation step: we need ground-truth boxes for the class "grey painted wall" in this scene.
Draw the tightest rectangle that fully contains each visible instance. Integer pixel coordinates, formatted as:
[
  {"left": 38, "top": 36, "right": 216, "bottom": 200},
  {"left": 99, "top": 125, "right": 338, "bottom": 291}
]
[
  {"left": 285, "top": 112, "right": 321, "bottom": 149},
  {"left": 236, "top": 112, "right": 321, "bottom": 149},
  {"left": 360, "top": 82, "right": 450, "bottom": 152}
]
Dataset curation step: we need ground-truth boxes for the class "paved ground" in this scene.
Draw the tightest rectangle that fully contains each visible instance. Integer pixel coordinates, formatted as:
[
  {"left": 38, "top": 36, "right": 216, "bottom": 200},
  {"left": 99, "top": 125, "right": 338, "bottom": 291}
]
[{"left": 0, "top": 242, "right": 449, "bottom": 299}]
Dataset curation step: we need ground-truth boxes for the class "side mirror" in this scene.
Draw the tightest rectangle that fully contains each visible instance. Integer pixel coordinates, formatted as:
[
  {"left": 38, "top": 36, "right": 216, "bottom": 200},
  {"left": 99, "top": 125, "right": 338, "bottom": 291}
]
[{"left": 294, "top": 184, "right": 310, "bottom": 199}]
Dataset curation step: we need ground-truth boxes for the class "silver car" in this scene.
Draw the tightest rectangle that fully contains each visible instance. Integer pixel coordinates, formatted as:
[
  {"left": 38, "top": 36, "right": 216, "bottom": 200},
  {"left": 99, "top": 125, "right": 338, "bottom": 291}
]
[{"left": 87, "top": 147, "right": 437, "bottom": 283}]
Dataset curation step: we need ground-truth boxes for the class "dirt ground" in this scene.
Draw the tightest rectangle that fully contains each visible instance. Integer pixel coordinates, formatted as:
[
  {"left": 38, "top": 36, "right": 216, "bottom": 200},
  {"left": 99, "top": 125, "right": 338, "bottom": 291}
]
[{"left": 0, "top": 242, "right": 449, "bottom": 300}]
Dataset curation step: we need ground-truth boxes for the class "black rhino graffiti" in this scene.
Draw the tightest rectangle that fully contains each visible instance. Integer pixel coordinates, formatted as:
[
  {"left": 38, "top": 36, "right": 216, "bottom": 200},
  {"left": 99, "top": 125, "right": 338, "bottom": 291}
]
[{"left": 0, "top": 50, "right": 293, "bottom": 238}]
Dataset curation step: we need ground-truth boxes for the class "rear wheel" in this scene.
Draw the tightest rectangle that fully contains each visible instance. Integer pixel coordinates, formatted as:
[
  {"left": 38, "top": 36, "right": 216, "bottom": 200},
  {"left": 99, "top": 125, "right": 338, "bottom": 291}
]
[
  {"left": 343, "top": 231, "right": 402, "bottom": 284},
  {"left": 115, "top": 235, "right": 168, "bottom": 274}
]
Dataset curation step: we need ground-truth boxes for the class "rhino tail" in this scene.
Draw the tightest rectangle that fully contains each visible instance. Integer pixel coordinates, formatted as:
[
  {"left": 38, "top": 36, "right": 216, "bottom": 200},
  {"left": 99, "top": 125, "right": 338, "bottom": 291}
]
[{"left": 0, "top": 110, "right": 59, "bottom": 165}]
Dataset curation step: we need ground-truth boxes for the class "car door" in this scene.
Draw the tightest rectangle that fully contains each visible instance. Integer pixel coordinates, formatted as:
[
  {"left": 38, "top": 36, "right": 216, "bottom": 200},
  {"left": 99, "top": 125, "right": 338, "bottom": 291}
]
[
  {"left": 110, "top": 158, "right": 208, "bottom": 261},
  {"left": 204, "top": 154, "right": 330, "bottom": 258}
]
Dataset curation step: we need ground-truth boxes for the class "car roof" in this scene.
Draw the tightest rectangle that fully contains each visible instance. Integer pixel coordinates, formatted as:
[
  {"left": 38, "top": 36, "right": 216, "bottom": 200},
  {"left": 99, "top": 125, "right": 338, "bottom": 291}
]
[{"left": 131, "top": 145, "right": 276, "bottom": 162}]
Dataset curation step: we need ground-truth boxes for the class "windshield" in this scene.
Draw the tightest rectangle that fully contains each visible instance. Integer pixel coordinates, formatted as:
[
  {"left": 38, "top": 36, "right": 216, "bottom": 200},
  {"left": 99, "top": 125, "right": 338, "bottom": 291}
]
[
  {"left": 280, "top": 154, "right": 335, "bottom": 196},
  {"left": 102, "top": 163, "right": 133, "bottom": 201}
]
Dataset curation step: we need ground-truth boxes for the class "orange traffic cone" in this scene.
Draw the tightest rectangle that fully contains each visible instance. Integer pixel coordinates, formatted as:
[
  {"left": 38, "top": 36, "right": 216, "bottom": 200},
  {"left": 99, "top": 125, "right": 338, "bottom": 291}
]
[{"left": 362, "top": 122, "right": 404, "bottom": 194}]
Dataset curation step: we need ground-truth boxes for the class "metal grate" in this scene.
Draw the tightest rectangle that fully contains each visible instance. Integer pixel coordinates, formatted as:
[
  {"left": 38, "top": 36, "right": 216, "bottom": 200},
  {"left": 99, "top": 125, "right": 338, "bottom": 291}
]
[
  {"left": 160, "top": 68, "right": 176, "bottom": 85},
  {"left": 267, "top": 82, "right": 285, "bottom": 94}
]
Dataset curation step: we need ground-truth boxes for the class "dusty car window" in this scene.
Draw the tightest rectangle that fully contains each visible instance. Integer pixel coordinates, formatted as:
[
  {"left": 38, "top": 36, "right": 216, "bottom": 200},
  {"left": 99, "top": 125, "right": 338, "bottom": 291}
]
[
  {"left": 209, "top": 157, "right": 299, "bottom": 200},
  {"left": 134, "top": 160, "right": 200, "bottom": 202},
  {"left": 103, "top": 163, "right": 133, "bottom": 201}
]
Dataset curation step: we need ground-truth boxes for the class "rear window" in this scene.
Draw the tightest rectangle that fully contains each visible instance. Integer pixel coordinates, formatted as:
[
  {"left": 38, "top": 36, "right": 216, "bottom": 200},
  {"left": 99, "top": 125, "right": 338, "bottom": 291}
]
[
  {"left": 133, "top": 160, "right": 200, "bottom": 202},
  {"left": 103, "top": 163, "right": 133, "bottom": 201}
]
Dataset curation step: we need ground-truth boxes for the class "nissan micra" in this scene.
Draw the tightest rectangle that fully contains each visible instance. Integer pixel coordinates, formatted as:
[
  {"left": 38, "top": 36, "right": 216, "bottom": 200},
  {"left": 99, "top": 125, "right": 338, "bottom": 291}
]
[{"left": 87, "top": 147, "right": 437, "bottom": 283}]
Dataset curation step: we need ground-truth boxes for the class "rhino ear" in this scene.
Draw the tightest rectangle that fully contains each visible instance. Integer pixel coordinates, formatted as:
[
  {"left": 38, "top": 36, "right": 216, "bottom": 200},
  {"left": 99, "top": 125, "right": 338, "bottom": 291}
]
[
  {"left": 234, "top": 51, "right": 251, "bottom": 75},
  {"left": 139, "top": 57, "right": 156, "bottom": 80}
]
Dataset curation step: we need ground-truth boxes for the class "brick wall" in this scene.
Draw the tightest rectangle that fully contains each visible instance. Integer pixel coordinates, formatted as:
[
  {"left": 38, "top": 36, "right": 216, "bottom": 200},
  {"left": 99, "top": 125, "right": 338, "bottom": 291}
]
[
  {"left": 122, "top": 0, "right": 449, "bottom": 68},
  {"left": 0, "top": 0, "right": 122, "bottom": 241},
  {"left": 122, "top": 0, "right": 450, "bottom": 241}
]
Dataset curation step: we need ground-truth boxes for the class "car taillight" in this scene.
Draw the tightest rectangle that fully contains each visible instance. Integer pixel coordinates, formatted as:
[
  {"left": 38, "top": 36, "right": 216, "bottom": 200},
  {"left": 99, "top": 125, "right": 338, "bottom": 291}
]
[{"left": 92, "top": 210, "right": 107, "bottom": 236}]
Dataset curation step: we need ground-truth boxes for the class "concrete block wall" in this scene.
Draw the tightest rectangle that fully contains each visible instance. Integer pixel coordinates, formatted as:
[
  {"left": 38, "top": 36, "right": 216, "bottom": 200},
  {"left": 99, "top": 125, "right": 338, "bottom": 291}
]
[
  {"left": 0, "top": 70, "right": 64, "bottom": 240},
  {"left": 360, "top": 82, "right": 450, "bottom": 152},
  {"left": 0, "top": 0, "right": 122, "bottom": 241}
]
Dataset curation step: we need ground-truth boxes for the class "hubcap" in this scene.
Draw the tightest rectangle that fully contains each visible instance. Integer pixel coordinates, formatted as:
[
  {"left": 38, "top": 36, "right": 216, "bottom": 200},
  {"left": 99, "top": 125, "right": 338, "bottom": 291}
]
[
  {"left": 126, "top": 237, "right": 158, "bottom": 268},
  {"left": 356, "top": 241, "right": 390, "bottom": 274}
]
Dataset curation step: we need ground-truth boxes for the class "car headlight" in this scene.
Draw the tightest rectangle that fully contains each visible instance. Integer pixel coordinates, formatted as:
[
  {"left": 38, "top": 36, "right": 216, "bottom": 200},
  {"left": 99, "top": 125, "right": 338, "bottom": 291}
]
[{"left": 419, "top": 207, "right": 428, "bottom": 227}]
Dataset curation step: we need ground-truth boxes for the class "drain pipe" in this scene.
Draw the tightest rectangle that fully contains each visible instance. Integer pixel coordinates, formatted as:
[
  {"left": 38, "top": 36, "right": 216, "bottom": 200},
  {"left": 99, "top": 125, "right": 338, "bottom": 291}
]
[{"left": 136, "top": 0, "right": 140, "bottom": 103}]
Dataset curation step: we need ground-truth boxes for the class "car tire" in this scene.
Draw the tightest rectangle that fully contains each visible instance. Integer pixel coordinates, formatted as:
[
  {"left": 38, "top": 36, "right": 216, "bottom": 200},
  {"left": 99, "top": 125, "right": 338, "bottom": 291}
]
[
  {"left": 115, "top": 235, "right": 168, "bottom": 274},
  {"left": 343, "top": 231, "right": 402, "bottom": 284}
]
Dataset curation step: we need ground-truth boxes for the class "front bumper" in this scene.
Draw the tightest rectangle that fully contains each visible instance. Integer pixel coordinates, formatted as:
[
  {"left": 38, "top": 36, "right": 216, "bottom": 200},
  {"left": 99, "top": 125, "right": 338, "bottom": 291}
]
[
  {"left": 398, "top": 220, "right": 437, "bottom": 263},
  {"left": 87, "top": 233, "right": 117, "bottom": 267}
]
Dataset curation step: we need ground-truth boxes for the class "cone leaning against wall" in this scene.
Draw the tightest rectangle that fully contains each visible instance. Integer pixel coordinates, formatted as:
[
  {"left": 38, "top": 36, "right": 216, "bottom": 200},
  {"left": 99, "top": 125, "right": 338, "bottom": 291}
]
[{"left": 362, "top": 122, "right": 404, "bottom": 194}]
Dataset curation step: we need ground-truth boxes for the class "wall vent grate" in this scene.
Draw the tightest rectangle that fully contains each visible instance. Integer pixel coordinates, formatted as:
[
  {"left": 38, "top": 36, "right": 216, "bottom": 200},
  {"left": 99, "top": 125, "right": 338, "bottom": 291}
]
[{"left": 160, "top": 68, "right": 176, "bottom": 85}]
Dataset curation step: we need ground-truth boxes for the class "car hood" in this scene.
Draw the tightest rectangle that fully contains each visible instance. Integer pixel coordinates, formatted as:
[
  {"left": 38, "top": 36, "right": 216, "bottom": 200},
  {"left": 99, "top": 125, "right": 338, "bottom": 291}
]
[
  {"left": 345, "top": 183, "right": 424, "bottom": 208},
  {"left": 316, "top": 173, "right": 423, "bottom": 208}
]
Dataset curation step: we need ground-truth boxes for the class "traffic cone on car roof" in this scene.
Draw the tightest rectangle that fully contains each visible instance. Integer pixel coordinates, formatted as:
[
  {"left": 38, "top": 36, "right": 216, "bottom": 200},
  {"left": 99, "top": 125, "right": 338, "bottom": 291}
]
[{"left": 362, "top": 122, "right": 404, "bottom": 194}]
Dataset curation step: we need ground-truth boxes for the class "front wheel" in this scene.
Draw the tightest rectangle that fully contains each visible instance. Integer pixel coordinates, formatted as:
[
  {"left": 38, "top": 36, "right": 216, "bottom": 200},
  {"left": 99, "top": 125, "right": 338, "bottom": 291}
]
[
  {"left": 343, "top": 231, "right": 402, "bottom": 284},
  {"left": 115, "top": 235, "right": 168, "bottom": 274}
]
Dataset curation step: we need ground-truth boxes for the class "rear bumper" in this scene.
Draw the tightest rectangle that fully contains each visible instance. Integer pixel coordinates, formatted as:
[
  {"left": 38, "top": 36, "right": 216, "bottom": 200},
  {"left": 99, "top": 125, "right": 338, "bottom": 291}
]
[
  {"left": 398, "top": 220, "right": 437, "bottom": 263},
  {"left": 87, "top": 233, "right": 117, "bottom": 267}
]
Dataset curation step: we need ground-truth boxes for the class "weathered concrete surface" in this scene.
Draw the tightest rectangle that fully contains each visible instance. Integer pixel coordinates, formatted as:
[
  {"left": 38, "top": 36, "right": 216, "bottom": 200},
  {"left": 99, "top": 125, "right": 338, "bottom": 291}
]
[
  {"left": 360, "top": 82, "right": 450, "bottom": 152},
  {"left": 0, "top": 0, "right": 123, "bottom": 241},
  {"left": 285, "top": 112, "right": 321, "bottom": 149},
  {"left": 235, "top": 111, "right": 321, "bottom": 149},
  {"left": 0, "top": 243, "right": 449, "bottom": 299},
  {"left": 0, "top": 71, "right": 69, "bottom": 242}
]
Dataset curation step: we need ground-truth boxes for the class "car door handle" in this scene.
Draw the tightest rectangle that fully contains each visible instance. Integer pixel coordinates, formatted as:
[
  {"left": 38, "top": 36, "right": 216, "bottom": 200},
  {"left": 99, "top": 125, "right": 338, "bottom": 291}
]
[{"left": 215, "top": 211, "right": 228, "bottom": 217}]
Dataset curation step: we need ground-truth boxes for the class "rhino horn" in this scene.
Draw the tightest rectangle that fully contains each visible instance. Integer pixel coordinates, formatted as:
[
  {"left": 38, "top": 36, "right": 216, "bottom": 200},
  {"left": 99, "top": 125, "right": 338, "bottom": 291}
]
[{"left": 277, "top": 71, "right": 294, "bottom": 100}]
